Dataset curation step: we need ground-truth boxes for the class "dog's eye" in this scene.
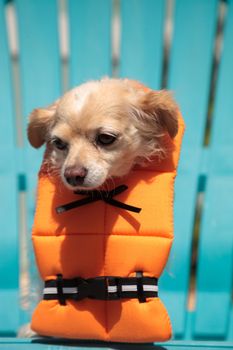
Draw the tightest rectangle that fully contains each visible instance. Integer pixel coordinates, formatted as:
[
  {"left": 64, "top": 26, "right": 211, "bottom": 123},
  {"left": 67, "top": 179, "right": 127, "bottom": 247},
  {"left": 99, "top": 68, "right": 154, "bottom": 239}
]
[
  {"left": 51, "top": 137, "right": 68, "bottom": 150},
  {"left": 97, "top": 133, "right": 117, "bottom": 146}
]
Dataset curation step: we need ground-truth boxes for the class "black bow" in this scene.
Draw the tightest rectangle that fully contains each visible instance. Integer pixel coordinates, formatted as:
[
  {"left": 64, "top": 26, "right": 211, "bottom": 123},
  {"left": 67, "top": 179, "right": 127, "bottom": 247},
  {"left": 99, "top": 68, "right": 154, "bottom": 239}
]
[{"left": 56, "top": 185, "right": 141, "bottom": 214}]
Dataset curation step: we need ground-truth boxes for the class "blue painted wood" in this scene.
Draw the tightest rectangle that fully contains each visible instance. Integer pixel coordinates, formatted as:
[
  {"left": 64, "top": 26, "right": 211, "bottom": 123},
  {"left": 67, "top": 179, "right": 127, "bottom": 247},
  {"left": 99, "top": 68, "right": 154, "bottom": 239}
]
[
  {"left": 0, "top": 0, "right": 19, "bottom": 334},
  {"left": 68, "top": 0, "right": 112, "bottom": 87},
  {"left": 160, "top": 0, "right": 219, "bottom": 338},
  {"left": 194, "top": 0, "right": 233, "bottom": 339},
  {"left": 15, "top": 0, "right": 61, "bottom": 146},
  {"left": 120, "top": 0, "right": 165, "bottom": 89},
  {"left": 167, "top": 0, "right": 218, "bottom": 149},
  {"left": 195, "top": 178, "right": 233, "bottom": 338},
  {"left": 14, "top": 0, "right": 62, "bottom": 325},
  {"left": 15, "top": 0, "right": 61, "bottom": 227},
  {"left": 229, "top": 309, "right": 233, "bottom": 340}
]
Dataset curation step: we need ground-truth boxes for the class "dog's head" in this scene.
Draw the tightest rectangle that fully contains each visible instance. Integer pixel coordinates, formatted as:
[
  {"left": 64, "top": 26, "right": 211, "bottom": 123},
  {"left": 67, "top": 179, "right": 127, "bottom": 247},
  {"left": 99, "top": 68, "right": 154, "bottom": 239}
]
[{"left": 28, "top": 78, "right": 178, "bottom": 190}]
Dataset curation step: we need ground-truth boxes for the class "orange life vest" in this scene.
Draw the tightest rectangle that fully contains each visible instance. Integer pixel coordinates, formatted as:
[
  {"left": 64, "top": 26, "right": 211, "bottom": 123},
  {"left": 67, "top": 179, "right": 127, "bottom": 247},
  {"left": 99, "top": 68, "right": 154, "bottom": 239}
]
[{"left": 31, "top": 83, "right": 185, "bottom": 342}]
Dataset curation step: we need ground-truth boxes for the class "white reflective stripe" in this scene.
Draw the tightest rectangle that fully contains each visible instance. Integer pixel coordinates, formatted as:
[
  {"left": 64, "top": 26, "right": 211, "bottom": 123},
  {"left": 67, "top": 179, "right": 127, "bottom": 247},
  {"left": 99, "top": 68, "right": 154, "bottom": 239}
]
[
  {"left": 122, "top": 285, "right": 137, "bottom": 292},
  {"left": 43, "top": 287, "right": 78, "bottom": 295},
  {"left": 143, "top": 285, "right": 158, "bottom": 292},
  {"left": 43, "top": 287, "right": 57, "bottom": 295},
  {"left": 108, "top": 286, "right": 117, "bottom": 293},
  {"left": 107, "top": 284, "right": 158, "bottom": 293},
  {"left": 63, "top": 287, "right": 78, "bottom": 294}
]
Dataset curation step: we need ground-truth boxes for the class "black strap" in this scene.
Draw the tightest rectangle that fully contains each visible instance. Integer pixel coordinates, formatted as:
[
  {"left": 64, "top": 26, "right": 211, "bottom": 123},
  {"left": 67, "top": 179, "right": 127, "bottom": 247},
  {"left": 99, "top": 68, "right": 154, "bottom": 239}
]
[
  {"left": 56, "top": 274, "right": 66, "bottom": 305},
  {"left": 136, "top": 271, "right": 146, "bottom": 303},
  {"left": 56, "top": 185, "right": 141, "bottom": 214},
  {"left": 43, "top": 274, "right": 158, "bottom": 304}
]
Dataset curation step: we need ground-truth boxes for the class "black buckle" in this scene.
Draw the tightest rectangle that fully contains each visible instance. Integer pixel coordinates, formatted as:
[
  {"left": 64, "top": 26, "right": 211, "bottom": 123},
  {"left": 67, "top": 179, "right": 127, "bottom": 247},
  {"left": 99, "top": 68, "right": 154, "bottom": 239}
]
[
  {"left": 72, "top": 276, "right": 113, "bottom": 300},
  {"left": 86, "top": 277, "right": 108, "bottom": 300},
  {"left": 72, "top": 277, "right": 89, "bottom": 301},
  {"left": 73, "top": 276, "right": 123, "bottom": 301}
]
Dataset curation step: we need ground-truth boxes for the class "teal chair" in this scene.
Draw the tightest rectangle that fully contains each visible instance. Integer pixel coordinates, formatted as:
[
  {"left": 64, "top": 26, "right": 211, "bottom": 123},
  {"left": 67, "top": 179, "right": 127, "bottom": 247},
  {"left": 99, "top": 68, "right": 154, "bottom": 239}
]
[{"left": 0, "top": 0, "right": 232, "bottom": 349}]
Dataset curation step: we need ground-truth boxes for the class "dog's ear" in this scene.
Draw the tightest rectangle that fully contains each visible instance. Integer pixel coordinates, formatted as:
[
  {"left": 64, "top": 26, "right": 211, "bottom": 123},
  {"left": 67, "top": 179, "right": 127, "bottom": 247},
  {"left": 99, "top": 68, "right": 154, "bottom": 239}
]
[
  {"left": 137, "top": 90, "right": 179, "bottom": 138},
  {"left": 27, "top": 101, "right": 58, "bottom": 148}
]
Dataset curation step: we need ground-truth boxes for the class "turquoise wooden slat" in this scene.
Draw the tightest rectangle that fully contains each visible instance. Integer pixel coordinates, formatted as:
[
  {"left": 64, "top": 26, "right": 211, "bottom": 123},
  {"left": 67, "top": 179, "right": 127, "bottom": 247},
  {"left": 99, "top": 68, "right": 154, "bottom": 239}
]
[
  {"left": 160, "top": 0, "right": 219, "bottom": 338},
  {"left": 120, "top": 0, "right": 165, "bottom": 89},
  {"left": 15, "top": 0, "right": 61, "bottom": 141},
  {"left": 194, "top": 0, "right": 233, "bottom": 339},
  {"left": 194, "top": 178, "right": 233, "bottom": 338},
  {"left": 0, "top": 0, "right": 19, "bottom": 334},
  {"left": 15, "top": 0, "right": 61, "bottom": 229},
  {"left": 229, "top": 309, "right": 233, "bottom": 340},
  {"left": 68, "top": 0, "right": 112, "bottom": 87},
  {"left": 167, "top": 0, "right": 218, "bottom": 149},
  {"left": 14, "top": 0, "right": 61, "bottom": 322}
]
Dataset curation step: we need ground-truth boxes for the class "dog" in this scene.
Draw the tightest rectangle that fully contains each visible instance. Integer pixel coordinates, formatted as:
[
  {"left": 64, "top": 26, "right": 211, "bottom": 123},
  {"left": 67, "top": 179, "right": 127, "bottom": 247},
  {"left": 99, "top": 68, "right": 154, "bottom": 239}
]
[
  {"left": 27, "top": 78, "right": 178, "bottom": 190},
  {"left": 20, "top": 78, "right": 179, "bottom": 338}
]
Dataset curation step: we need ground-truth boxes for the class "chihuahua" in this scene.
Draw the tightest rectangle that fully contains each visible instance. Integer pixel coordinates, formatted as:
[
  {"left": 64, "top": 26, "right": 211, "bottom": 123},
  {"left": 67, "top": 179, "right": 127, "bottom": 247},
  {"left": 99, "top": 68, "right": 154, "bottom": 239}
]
[{"left": 28, "top": 78, "right": 178, "bottom": 190}]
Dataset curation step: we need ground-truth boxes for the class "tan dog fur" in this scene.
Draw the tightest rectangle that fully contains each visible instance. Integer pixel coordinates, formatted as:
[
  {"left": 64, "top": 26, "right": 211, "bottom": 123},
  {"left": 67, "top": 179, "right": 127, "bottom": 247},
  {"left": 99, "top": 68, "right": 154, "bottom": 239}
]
[{"left": 28, "top": 78, "right": 178, "bottom": 190}]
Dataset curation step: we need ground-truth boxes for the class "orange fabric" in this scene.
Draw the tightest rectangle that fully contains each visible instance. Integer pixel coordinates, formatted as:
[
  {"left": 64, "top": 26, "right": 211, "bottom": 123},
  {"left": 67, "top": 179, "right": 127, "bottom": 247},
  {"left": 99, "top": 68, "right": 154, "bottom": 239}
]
[{"left": 31, "top": 82, "right": 185, "bottom": 342}]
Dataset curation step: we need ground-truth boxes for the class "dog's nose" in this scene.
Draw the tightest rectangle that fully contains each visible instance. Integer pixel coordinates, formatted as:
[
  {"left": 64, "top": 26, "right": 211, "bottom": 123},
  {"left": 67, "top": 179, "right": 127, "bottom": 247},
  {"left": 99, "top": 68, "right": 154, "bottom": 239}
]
[{"left": 64, "top": 167, "right": 88, "bottom": 187}]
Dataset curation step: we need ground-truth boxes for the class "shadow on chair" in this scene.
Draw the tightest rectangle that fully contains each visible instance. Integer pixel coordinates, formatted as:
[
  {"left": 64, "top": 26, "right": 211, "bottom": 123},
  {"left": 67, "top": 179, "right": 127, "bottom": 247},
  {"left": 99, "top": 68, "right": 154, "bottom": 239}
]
[{"left": 32, "top": 337, "right": 166, "bottom": 350}]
